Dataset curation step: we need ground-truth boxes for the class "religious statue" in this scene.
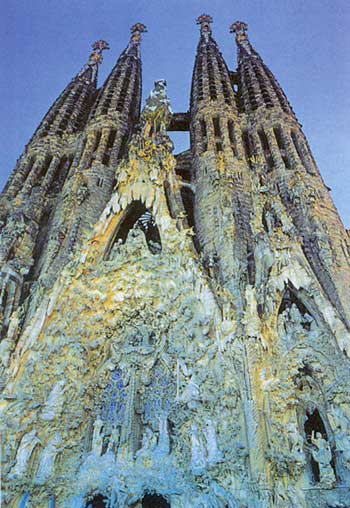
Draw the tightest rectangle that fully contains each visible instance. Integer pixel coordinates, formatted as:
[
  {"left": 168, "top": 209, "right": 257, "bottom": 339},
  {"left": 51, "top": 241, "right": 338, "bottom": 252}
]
[
  {"left": 328, "top": 405, "right": 350, "bottom": 462},
  {"left": 91, "top": 417, "right": 104, "bottom": 456},
  {"left": 10, "top": 429, "right": 40, "bottom": 478},
  {"left": 181, "top": 375, "right": 200, "bottom": 409},
  {"left": 107, "top": 425, "right": 120, "bottom": 455},
  {"left": 311, "top": 431, "right": 336, "bottom": 486},
  {"left": 286, "top": 422, "right": 304, "bottom": 462},
  {"left": 136, "top": 426, "right": 157, "bottom": 460},
  {"left": 190, "top": 424, "right": 206, "bottom": 475},
  {"left": 40, "top": 379, "right": 66, "bottom": 421},
  {"left": 35, "top": 432, "right": 63, "bottom": 484},
  {"left": 204, "top": 418, "right": 224, "bottom": 466},
  {"left": 156, "top": 415, "right": 170, "bottom": 456}
]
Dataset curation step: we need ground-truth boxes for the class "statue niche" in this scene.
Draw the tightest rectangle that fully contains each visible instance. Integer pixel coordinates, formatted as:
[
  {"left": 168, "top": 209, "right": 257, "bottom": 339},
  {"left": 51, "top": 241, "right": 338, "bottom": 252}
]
[
  {"left": 294, "top": 367, "right": 337, "bottom": 486},
  {"left": 304, "top": 408, "right": 336, "bottom": 486},
  {"left": 106, "top": 200, "right": 162, "bottom": 257},
  {"left": 277, "top": 286, "right": 315, "bottom": 346}
]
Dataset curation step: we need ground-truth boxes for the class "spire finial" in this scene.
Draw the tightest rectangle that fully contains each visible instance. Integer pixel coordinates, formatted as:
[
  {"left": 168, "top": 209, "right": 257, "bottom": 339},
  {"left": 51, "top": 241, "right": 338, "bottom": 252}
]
[
  {"left": 230, "top": 21, "right": 248, "bottom": 43},
  {"left": 196, "top": 14, "right": 213, "bottom": 36},
  {"left": 88, "top": 40, "right": 110, "bottom": 66},
  {"left": 78, "top": 40, "right": 110, "bottom": 81},
  {"left": 130, "top": 22, "right": 148, "bottom": 44}
]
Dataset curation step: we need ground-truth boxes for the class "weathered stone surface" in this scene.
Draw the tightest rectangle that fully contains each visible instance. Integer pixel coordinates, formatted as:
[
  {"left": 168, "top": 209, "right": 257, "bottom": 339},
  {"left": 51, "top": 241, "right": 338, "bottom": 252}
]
[{"left": 1, "top": 15, "right": 350, "bottom": 508}]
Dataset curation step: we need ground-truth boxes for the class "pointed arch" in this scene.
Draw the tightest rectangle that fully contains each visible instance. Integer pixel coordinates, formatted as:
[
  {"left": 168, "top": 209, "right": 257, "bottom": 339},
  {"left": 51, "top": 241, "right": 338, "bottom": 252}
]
[
  {"left": 276, "top": 281, "right": 333, "bottom": 332},
  {"left": 293, "top": 364, "right": 338, "bottom": 483},
  {"left": 104, "top": 200, "right": 162, "bottom": 259},
  {"left": 278, "top": 282, "right": 311, "bottom": 318}
]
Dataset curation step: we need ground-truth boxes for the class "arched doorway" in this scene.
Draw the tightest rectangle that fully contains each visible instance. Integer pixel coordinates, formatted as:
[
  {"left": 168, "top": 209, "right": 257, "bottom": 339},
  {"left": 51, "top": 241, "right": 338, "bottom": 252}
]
[{"left": 142, "top": 493, "right": 170, "bottom": 508}]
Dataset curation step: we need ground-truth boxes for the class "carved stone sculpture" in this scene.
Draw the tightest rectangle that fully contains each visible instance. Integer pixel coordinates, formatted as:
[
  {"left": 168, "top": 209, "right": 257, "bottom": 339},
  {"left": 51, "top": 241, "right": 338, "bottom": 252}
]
[
  {"left": 10, "top": 430, "right": 40, "bottom": 478},
  {"left": 204, "top": 417, "right": 223, "bottom": 466},
  {"left": 35, "top": 432, "right": 62, "bottom": 484},
  {"left": 311, "top": 432, "right": 336, "bottom": 486},
  {"left": 190, "top": 424, "right": 207, "bottom": 475}
]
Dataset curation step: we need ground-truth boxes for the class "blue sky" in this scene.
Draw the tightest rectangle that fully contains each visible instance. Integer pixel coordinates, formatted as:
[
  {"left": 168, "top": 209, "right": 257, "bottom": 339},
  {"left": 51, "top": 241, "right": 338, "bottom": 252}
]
[{"left": 1, "top": 0, "right": 350, "bottom": 226}]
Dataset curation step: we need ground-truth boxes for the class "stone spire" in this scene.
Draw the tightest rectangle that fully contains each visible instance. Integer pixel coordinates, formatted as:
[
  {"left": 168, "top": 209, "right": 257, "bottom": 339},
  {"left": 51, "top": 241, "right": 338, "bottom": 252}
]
[
  {"left": 28, "top": 24, "right": 148, "bottom": 299},
  {"left": 230, "top": 20, "right": 350, "bottom": 327},
  {"left": 230, "top": 20, "right": 295, "bottom": 116},
  {"left": 33, "top": 40, "right": 109, "bottom": 140},
  {"left": 196, "top": 14, "right": 213, "bottom": 39},
  {"left": 191, "top": 15, "right": 237, "bottom": 113},
  {"left": 77, "top": 39, "right": 110, "bottom": 83},
  {"left": 90, "top": 23, "right": 147, "bottom": 121},
  {"left": 190, "top": 14, "right": 254, "bottom": 313},
  {"left": 2, "top": 41, "right": 109, "bottom": 201}
]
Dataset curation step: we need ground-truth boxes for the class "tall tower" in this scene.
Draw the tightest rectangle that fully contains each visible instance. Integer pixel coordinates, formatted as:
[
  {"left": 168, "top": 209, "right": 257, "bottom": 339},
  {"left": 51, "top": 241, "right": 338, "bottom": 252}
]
[
  {"left": 0, "top": 40, "right": 109, "bottom": 337},
  {"left": 1, "top": 15, "right": 350, "bottom": 508},
  {"left": 0, "top": 24, "right": 147, "bottom": 335},
  {"left": 230, "top": 20, "right": 350, "bottom": 328}
]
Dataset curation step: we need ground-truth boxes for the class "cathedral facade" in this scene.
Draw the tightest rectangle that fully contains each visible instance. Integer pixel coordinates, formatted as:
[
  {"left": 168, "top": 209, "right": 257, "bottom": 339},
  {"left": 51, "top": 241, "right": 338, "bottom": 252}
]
[{"left": 1, "top": 15, "right": 350, "bottom": 508}]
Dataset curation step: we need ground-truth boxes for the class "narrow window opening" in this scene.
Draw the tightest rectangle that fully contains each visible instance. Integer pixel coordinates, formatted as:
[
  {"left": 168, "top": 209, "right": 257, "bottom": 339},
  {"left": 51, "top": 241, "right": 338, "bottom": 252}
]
[
  {"left": 1, "top": 283, "right": 9, "bottom": 314},
  {"left": 142, "top": 494, "right": 170, "bottom": 508},
  {"left": 213, "top": 117, "right": 221, "bottom": 138},
  {"left": 38, "top": 155, "right": 53, "bottom": 181},
  {"left": 216, "top": 142, "right": 223, "bottom": 153},
  {"left": 274, "top": 126, "right": 291, "bottom": 169},
  {"left": 48, "top": 156, "right": 66, "bottom": 193},
  {"left": 253, "top": 65, "right": 274, "bottom": 108},
  {"left": 274, "top": 126, "right": 284, "bottom": 149},
  {"left": 228, "top": 120, "right": 238, "bottom": 156},
  {"left": 215, "top": 55, "right": 232, "bottom": 104},
  {"left": 129, "top": 74, "right": 140, "bottom": 121},
  {"left": 92, "top": 131, "right": 102, "bottom": 155},
  {"left": 247, "top": 247, "right": 255, "bottom": 285},
  {"left": 200, "top": 119, "right": 208, "bottom": 152},
  {"left": 102, "top": 129, "right": 117, "bottom": 165},
  {"left": 258, "top": 130, "right": 274, "bottom": 171},
  {"left": 242, "top": 131, "right": 253, "bottom": 168},
  {"left": 60, "top": 156, "right": 73, "bottom": 189},
  {"left": 257, "top": 129, "right": 269, "bottom": 151}
]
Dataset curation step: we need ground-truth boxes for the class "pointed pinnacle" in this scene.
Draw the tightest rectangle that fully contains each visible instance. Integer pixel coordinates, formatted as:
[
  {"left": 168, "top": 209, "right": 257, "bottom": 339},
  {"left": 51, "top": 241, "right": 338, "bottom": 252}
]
[
  {"left": 196, "top": 14, "right": 213, "bottom": 35},
  {"left": 129, "top": 22, "right": 148, "bottom": 45},
  {"left": 92, "top": 40, "right": 110, "bottom": 52},
  {"left": 230, "top": 21, "right": 249, "bottom": 42}
]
